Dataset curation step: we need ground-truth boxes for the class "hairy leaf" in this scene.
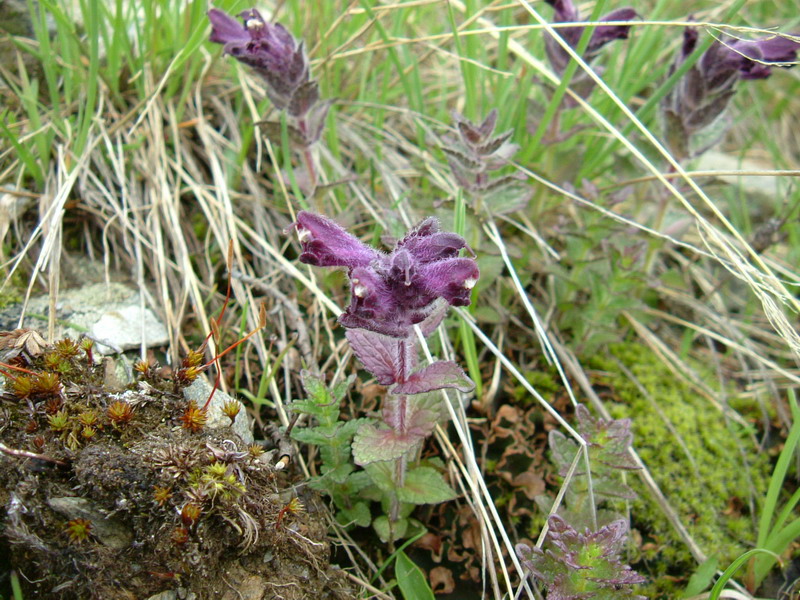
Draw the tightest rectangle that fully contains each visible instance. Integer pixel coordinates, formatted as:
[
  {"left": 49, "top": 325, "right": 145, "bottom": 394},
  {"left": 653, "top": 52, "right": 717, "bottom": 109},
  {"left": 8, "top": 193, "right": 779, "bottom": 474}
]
[
  {"left": 351, "top": 423, "right": 424, "bottom": 465},
  {"left": 346, "top": 329, "right": 416, "bottom": 385},
  {"left": 516, "top": 514, "right": 645, "bottom": 599},
  {"left": 391, "top": 361, "right": 474, "bottom": 395},
  {"left": 337, "top": 502, "right": 372, "bottom": 528},
  {"left": 373, "top": 515, "right": 409, "bottom": 543},
  {"left": 398, "top": 466, "right": 457, "bottom": 504}
]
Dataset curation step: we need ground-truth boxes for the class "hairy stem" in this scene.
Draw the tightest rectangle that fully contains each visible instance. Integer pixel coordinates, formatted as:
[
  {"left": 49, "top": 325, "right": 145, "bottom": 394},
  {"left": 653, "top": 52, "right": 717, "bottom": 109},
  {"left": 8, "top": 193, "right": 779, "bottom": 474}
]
[
  {"left": 298, "top": 118, "right": 318, "bottom": 190},
  {"left": 389, "top": 338, "right": 411, "bottom": 522}
]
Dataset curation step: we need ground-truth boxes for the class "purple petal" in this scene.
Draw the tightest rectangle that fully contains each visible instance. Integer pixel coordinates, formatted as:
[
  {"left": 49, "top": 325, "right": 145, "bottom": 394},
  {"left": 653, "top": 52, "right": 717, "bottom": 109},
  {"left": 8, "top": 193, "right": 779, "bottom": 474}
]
[
  {"left": 732, "top": 35, "right": 800, "bottom": 63},
  {"left": 208, "top": 9, "right": 249, "bottom": 45},
  {"left": 396, "top": 218, "right": 470, "bottom": 262},
  {"left": 293, "top": 212, "right": 379, "bottom": 268},
  {"left": 546, "top": 0, "right": 580, "bottom": 23},
  {"left": 417, "top": 258, "right": 479, "bottom": 307},
  {"left": 589, "top": 8, "right": 638, "bottom": 52}
]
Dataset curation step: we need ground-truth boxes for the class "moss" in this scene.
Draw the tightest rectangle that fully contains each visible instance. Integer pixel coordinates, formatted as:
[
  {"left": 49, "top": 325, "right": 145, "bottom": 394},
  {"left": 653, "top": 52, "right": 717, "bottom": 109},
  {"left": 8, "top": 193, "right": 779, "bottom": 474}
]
[
  {"left": 588, "top": 342, "right": 770, "bottom": 597},
  {"left": 0, "top": 333, "right": 351, "bottom": 600}
]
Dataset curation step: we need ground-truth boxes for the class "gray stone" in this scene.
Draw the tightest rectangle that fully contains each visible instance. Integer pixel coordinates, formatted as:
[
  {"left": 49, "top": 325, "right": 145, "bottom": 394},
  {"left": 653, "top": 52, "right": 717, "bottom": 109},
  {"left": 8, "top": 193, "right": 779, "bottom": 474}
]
[
  {"left": 182, "top": 377, "right": 253, "bottom": 444},
  {"left": 19, "top": 282, "right": 168, "bottom": 355},
  {"left": 144, "top": 592, "right": 178, "bottom": 600},
  {"left": 47, "top": 496, "right": 133, "bottom": 549}
]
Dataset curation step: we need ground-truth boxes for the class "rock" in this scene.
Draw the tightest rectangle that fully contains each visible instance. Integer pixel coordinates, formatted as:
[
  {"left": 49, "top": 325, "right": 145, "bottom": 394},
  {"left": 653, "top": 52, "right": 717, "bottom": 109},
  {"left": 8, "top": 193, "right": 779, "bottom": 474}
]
[
  {"left": 145, "top": 592, "right": 177, "bottom": 600},
  {"left": 88, "top": 303, "right": 168, "bottom": 354},
  {"left": 182, "top": 377, "right": 253, "bottom": 444},
  {"left": 13, "top": 282, "right": 169, "bottom": 354},
  {"left": 47, "top": 496, "right": 133, "bottom": 549},
  {"left": 694, "top": 150, "right": 779, "bottom": 202}
]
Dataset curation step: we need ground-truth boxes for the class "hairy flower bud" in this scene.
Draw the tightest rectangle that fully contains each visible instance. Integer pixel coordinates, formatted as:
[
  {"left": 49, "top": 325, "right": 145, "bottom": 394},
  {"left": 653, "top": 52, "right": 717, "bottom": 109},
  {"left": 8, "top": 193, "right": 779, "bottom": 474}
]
[{"left": 208, "top": 8, "right": 310, "bottom": 112}]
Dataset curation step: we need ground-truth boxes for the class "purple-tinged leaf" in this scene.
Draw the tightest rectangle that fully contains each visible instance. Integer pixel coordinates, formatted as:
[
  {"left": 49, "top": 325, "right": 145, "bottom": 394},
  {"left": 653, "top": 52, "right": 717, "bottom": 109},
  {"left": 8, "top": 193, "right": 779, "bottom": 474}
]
[
  {"left": 391, "top": 361, "right": 474, "bottom": 395},
  {"left": 351, "top": 423, "right": 425, "bottom": 465},
  {"left": 397, "top": 466, "right": 457, "bottom": 504},
  {"left": 380, "top": 394, "right": 439, "bottom": 437},
  {"left": 346, "top": 328, "right": 416, "bottom": 385},
  {"left": 517, "top": 514, "right": 646, "bottom": 599},
  {"left": 255, "top": 120, "right": 307, "bottom": 146},
  {"left": 441, "top": 146, "right": 482, "bottom": 171},
  {"left": 304, "top": 99, "right": 333, "bottom": 145},
  {"left": 476, "top": 129, "right": 514, "bottom": 157},
  {"left": 288, "top": 80, "right": 320, "bottom": 118},
  {"left": 477, "top": 108, "right": 498, "bottom": 139}
]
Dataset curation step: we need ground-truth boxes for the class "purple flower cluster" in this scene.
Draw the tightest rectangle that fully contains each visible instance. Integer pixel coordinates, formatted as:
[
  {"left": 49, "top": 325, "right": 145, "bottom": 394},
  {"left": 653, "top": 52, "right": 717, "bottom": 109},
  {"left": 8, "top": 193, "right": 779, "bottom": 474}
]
[
  {"left": 208, "top": 8, "right": 329, "bottom": 146},
  {"left": 293, "top": 211, "right": 479, "bottom": 339},
  {"left": 663, "top": 28, "right": 800, "bottom": 160}
]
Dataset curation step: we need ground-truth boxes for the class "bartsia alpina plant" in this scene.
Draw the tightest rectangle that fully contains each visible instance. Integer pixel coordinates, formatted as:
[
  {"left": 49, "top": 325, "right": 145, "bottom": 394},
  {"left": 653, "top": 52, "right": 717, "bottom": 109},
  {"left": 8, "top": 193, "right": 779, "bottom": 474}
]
[
  {"left": 543, "top": 0, "right": 638, "bottom": 101},
  {"left": 208, "top": 8, "right": 331, "bottom": 151},
  {"left": 516, "top": 514, "right": 645, "bottom": 599},
  {"left": 443, "top": 110, "right": 531, "bottom": 213},
  {"left": 291, "top": 211, "right": 478, "bottom": 526},
  {"left": 662, "top": 28, "right": 800, "bottom": 160}
]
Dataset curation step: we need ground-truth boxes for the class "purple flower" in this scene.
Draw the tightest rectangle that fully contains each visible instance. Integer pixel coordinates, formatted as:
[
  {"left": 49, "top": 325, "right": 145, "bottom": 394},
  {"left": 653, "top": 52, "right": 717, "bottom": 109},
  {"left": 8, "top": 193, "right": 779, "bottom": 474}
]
[
  {"left": 663, "top": 28, "right": 800, "bottom": 160},
  {"left": 693, "top": 29, "right": 800, "bottom": 84},
  {"left": 208, "top": 8, "right": 309, "bottom": 111},
  {"left": 544, "top": 0, "right": 638, "bottom": 74},
  {"left": 292, "top": 212, "right": 479, "bottom": 338}
]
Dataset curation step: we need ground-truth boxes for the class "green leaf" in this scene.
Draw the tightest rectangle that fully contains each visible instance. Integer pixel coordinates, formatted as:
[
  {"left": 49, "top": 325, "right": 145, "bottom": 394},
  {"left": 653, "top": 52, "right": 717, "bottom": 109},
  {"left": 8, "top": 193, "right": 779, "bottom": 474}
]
[
  {"left": 395, "top": 551, "right": 435, "bottom": 600},
  {"left": 337, "top": 502, "right": 372, "bottom": 528},
  {"left": 364, "top": 462, "right": 394, "bottom": 492},
  {"left": 682, "top": 556, "right": 718, "bottom": 598},
  {"left": 373, "top": 516, "right": 410, "bottom": 543},
  {"left": 398, "top": 467, "right": 457, "bottom": 504},
  {"left": 319, "top": 463, "right": 355, "bottom": 485}
]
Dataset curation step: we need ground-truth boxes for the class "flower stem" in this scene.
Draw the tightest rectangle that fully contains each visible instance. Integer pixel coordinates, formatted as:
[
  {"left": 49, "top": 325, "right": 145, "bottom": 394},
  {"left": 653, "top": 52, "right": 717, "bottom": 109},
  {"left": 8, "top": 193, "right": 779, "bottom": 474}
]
[
  {"left": 298, "top": 118, "right": 318, "bottom": 192},
  {"left": 389, "top": 339, "right": 411, "bottom": 523}
]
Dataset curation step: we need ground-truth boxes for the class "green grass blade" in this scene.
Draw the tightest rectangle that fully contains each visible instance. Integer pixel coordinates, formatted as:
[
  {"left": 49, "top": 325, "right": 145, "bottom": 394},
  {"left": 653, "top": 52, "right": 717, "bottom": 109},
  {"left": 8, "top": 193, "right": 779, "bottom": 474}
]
[{"left": 710, "top": 548, "right": 779, "bottom": 600}]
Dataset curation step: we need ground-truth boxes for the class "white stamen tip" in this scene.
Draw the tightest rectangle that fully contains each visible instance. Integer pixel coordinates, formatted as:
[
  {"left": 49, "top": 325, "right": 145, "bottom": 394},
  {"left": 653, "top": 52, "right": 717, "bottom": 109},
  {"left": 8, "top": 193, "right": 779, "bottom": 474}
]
[
  {"left": 246, "top": 18, "right": 265, "bottom": 29},
  {"left": 353, "top": 284, "right": 367, "bottom": 298},
  {"left": 463, "top": 278, "right": 477, "bottom": 290},
  {"left": 296, "top": 227, "right": 311, "bottom": 242}
]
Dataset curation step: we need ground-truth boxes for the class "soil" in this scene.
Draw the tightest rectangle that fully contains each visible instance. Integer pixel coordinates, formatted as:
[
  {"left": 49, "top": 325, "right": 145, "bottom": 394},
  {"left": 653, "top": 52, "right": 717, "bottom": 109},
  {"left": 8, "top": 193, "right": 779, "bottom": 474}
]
[{"left": 0, "top": 333, "right": 351, "bottom": 599}]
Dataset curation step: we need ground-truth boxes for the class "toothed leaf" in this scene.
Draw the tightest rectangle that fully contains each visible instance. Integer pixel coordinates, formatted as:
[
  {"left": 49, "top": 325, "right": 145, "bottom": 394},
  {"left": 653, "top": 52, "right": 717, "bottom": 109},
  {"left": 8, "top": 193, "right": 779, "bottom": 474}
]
[
  {"left": 397, "top": 466, "right": 457, "bottom": 504},
  {"left": 351, "top": 423, "right": 425, "bottom": 465},
  {"left": 391, "top": 361, "right": 474, "bottom": 395}
]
